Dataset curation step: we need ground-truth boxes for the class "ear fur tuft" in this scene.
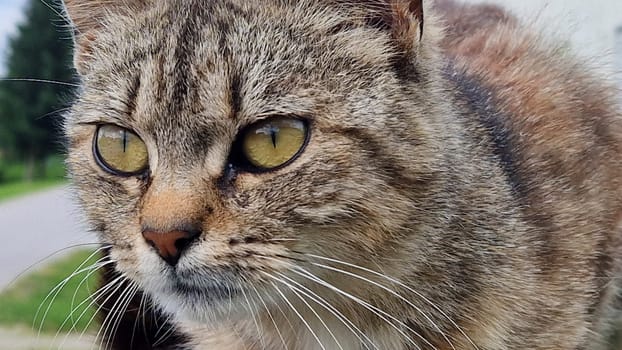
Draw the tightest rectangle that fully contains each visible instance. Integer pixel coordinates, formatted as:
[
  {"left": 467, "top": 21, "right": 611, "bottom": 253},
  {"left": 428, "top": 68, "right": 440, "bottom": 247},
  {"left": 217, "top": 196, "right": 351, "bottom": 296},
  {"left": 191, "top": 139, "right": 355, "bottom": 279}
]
[
  {"left": 337, "top": 0, "right": 424, "bottom": 55},
  {"left": 63, "top": 0, "right": 140, "bottom": 34},
  {"left": 390, "top": 0, "right": 424, "bottom": 52},
  {"left": 62, "top": 0, "right": 146, "bottom": 74}
]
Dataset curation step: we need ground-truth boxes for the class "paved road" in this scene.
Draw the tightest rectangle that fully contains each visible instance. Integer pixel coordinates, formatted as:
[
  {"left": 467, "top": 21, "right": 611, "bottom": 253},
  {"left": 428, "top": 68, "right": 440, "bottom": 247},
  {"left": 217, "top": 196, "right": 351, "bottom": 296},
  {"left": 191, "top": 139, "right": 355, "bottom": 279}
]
[
  {"left": 0, "top": 185, "right": 97, "bottom": 289},
  {"left": 0, "top": 327, "right": 95, "bottom": 350}
]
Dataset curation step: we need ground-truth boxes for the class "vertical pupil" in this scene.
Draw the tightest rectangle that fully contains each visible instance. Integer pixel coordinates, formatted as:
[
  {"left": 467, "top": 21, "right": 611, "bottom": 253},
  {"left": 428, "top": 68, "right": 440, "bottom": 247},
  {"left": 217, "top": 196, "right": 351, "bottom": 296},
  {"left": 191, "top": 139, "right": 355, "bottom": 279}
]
[
  {"left": 122, "top": 130, "right": 127, "bottom": 153},
  {"left": 270, "top": 126, "right": 278, "bottom": 148}
]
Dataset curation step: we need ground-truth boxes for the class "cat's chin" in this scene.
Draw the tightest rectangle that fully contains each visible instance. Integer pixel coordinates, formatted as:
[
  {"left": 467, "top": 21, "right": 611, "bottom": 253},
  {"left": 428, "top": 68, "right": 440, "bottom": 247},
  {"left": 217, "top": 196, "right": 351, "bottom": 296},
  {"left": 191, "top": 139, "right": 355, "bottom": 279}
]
[
  {"left": 150, "top": 288, "right": 251, "bottom": 325},
  {"left": 144, "top": 278, "right": 250, "bottom": 324}
]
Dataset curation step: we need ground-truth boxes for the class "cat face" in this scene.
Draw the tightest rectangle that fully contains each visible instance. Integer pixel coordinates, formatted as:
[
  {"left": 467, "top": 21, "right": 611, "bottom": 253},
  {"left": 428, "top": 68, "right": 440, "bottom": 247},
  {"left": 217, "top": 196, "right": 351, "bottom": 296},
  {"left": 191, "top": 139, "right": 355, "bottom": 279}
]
[{"left": 65, "top": 0, "right": 441, "bottom": 324}]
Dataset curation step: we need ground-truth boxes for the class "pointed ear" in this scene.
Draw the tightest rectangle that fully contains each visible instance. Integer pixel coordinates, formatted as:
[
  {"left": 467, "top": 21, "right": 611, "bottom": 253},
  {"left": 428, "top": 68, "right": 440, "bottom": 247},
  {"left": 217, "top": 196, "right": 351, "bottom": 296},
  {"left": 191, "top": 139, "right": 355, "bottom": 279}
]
[
  {"left": 391, "top": 0, "right": 424, "bottom": 46},
  {"left": 371, "top": 0, "right": 424, "bottom": 54},
  {"left": 63, "top": 0, "right": 146, "bottom": 34},
  {"left": 339, "top": 0, "right": 424, "bottom": 55},
  {"left": 62, "top": 0, "right": 145, "bottom": 74}
]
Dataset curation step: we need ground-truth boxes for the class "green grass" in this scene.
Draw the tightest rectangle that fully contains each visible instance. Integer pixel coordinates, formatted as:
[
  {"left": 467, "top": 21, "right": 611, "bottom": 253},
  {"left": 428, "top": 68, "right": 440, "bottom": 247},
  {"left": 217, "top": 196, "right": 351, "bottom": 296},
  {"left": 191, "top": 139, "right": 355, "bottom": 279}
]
[
  {"left": 0, "top": 154, "right": 67, "bottom": 201},
  {"left": 0, "top": 155, "right": 66, "bottom": 182},
  {"left": 0, "top": 178, "right": 66, "bottom": 202},
  {"left": 0, "top": 249, "right": 100, "bottom": 334}
]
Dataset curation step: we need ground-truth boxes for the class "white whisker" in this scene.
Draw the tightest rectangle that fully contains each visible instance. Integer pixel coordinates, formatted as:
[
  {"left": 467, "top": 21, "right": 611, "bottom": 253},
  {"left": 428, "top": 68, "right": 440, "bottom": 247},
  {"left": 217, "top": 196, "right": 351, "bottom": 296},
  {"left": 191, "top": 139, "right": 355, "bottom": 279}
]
[
  {"left": 153, "top": 298, "right": 178, "bottom": 347},
  {"left": 93, "top": 279, "right": 135, "bottom": 350},
  {"left": 76, "top": 275, "right": 127, "bottom": 344},
  {"left": 275, "top": 272, "right": 346, "bottom": 350},
  {"left": 291, "top": 266, "right": 426, "bottom": 350},
  {"left": 242, "top": 283, "right": 269, "bottom": 349},
  {"left": 250, "top": 283, "right": 289, "bottom": 350},
  {"left": 268, "top": 271, "right": 379, "bottom": 350},
  {"left": 6, "top": 243, "right": 108, "bottom": 291},
  {"left": 67, "top": 258, "right": 112, "bottom": 329},
  {"left": 106, "top": 283, "right": 138, "bottom": 350},
  {"left": 35, "top": 247, "right": 108, "bottom": 337},
  {"left": 309, "top": 260, "right": 455, "bottom": 349},
  {"left": 0, "top": 78, "right": 79, "bottom": 87},
  {"left": 130, "top": 292, "right": 147, "bottom": 349},
  {"left": 271, "top": 281, "right": 328, "bottom": 350},
  {"left": 305, "top": 253, "right": 478, "bottom": 349},
  {"left": 51, "top": 260, "right": 114, "bottom": 347}
]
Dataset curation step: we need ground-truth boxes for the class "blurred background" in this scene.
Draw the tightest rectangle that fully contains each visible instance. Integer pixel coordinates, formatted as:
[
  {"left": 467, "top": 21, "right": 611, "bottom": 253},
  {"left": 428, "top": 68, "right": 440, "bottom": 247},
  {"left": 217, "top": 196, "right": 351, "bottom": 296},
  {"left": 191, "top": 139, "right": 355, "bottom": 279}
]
[{"left": 0, "top": 0, "right": 620, "bottom": 349}]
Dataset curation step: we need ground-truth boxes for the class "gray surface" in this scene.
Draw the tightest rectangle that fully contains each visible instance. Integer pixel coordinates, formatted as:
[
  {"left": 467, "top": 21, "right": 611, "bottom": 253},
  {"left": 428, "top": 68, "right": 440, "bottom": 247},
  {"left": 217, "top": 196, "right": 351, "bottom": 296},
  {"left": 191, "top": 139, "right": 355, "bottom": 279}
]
[
  {"left": 0, "top": 185, "right": 97, "bottom": 289},
  {"left": 0, "top": 327, "right": 95, "bottom": 350}
]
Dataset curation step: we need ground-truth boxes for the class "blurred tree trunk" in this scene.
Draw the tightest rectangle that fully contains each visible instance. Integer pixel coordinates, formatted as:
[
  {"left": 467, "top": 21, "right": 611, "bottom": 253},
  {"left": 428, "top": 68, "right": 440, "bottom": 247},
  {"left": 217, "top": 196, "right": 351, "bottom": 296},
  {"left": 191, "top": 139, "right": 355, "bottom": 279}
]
[{"left": 24, "top": 152, "right": 35, "bottom": 182}]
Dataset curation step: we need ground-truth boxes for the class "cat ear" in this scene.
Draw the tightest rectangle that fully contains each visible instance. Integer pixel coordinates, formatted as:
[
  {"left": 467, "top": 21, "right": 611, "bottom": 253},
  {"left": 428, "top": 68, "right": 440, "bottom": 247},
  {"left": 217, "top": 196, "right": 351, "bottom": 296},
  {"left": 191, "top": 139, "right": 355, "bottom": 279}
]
[
  {"left": 63, "top": 0, "right": 146, "bottom": 33},
  {"left": 62, "top": 0, "right": 145, "bottom": 74},
  {"left": 342, "top": 0, "right": 424, "bottom": 55}
]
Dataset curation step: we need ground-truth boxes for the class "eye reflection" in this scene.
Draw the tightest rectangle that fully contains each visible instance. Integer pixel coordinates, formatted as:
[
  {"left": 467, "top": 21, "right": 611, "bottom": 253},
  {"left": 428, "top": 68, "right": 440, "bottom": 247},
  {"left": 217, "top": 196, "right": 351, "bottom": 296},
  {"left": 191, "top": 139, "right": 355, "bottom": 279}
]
[
  {"left": 241, "top": 118, "right": 308, "bottom": 170},
  {"left": 94, "top": 124, "right": 149, "bottom": 175}
]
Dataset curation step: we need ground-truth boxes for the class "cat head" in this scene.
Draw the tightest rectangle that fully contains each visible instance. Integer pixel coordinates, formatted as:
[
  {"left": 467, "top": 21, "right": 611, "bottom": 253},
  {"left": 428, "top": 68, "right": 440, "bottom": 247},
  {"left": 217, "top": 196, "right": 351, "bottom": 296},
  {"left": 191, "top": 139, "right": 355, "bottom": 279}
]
[{"left": 63, "top": 0, "right": 448, "bottom": 323}]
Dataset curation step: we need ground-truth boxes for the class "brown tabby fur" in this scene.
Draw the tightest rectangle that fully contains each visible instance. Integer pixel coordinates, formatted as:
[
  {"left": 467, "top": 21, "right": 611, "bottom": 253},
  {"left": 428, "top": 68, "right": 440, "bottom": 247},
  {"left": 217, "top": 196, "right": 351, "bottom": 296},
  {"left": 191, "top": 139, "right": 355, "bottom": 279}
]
[{"left": 62, "top": 0, "right": 622, "bottom": 349}]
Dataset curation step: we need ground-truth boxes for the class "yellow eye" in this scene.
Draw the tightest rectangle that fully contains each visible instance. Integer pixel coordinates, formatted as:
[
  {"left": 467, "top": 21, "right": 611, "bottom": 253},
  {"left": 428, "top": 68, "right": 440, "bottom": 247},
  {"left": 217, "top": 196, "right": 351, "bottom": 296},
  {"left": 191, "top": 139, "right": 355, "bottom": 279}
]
[
  {"left": 94, "top": 125, "right": 149, "bottom": 175},
  {"left": 242, "top": 118, "right": 308, "bottom": 170}
]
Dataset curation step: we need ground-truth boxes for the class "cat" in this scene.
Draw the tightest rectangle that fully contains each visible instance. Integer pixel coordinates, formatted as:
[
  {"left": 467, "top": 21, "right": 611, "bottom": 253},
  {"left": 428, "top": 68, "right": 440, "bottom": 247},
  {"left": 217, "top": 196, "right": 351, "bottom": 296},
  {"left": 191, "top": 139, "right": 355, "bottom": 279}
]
[{"left": 62, "top": 0, "right": 622, "bottom": 349}]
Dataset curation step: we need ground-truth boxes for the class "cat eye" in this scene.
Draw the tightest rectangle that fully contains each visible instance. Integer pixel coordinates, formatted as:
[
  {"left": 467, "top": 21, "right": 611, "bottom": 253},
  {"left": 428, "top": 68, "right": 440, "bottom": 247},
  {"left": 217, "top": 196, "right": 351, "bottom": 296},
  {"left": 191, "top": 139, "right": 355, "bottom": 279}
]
[
  {"left": 240, "top": 117, "right": 308, "bottom": 171},
  {"left": 94, "top": 125, "right": 149, "bottom": 176}
]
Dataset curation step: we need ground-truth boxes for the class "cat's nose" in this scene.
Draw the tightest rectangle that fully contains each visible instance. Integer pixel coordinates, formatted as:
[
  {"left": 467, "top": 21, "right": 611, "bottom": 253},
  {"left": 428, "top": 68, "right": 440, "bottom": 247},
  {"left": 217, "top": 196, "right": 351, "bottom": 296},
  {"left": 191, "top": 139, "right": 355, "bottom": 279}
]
[{"left": 142, "top": 229, "right": 201, "bottom": 266}]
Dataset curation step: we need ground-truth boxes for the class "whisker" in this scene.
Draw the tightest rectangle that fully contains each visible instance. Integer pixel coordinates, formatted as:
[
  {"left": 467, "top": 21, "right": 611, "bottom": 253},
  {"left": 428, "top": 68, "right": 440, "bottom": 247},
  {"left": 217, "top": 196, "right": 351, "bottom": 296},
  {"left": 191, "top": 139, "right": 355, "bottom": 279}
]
[
  {"left": 267, "top": 271, "right": 379, "bottom": 350},
  {"left": 52, "top": 259, "right": 112, "bottom": 340},
  {"left": 303, "top": 253, "right": 478, "bottom": 349},
  {"left": 309, "top": 260, "right": 455, "bottom": 349},
  {"left": 37, "top": 0, "right": 74, "bottom": 30},
  {"left": 37, "top": 263, "right": 99, "bottom": 334},
  {"left": 130, "top": 292, "right": 147, "bottom": 349},
  {"left": 281, "top": 274, "right": 345, "bottom": 350},
  {"left": 91, "top": 277, "right": 134, "bottom": 350},
  {"left": 55, "top": 262, "right": 119, "bottom": 349},
  {"left": 76, "top": 274, "right": 127, "bottom": 345},
  {"left": 271, "top": 281, "right": 328, "bottom": 350},
  {"left": 291, "top": 266, "right": 426, "bottom": 350},
  {"left": 68, "top": 257, "right": 111, "bottom": 328},
  {"left": 263, "top": 282, "right": 298, "bottom": 340},
  {"left": 6, "top": 243, "right": 109, "bottom": 291},
  {"left": 152, "top": 300, "right": 178, "bottom": 347},
  {"left": 0, "top": 78, "right": 80, "bottom": 88},
  {"left": 99, "top": 281, "right": 137, "bottom": 350},
  {"left": 35, "top": 247, "right": 109, "bottom": 336},
  {"left": 153, "top": 321, "right": 178, "bottom": 348},
  {"left": 106, "top": 282, "right": 139, "bottom": 350},
  {"left": 36, "top": 107, "right": 72, "bottom": 121},
  {"left": 241, "top": 284, "right": 267, "bottom": 349},
  {"left": 249, "top": 283, "right": 289, "bottom": 350},
  {"left": 140, "top": 293, "right": 153, "bottom": 344}
]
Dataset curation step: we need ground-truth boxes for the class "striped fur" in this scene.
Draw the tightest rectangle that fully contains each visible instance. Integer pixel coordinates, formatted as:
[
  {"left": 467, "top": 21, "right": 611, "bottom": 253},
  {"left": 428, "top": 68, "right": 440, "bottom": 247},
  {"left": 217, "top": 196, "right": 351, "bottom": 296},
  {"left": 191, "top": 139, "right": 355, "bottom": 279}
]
[{"left": 63, "top": 0, "right": 622, "bottom": 349}]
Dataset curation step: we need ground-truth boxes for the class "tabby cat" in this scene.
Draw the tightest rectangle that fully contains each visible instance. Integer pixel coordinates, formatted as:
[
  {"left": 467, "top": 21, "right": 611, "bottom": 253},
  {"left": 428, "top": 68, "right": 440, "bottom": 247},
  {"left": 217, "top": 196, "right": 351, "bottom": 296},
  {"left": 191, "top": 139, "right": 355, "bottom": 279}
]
[{"left": 62, "top": 0, "right": 622, "bottom": 349}]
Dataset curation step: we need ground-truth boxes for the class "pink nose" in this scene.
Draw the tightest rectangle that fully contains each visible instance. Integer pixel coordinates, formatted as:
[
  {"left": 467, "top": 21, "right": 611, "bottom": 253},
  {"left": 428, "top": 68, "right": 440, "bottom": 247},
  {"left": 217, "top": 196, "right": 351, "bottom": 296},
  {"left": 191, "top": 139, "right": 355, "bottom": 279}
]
[{"left": 142, "top": 229, "right": 200, "bottom": 266}]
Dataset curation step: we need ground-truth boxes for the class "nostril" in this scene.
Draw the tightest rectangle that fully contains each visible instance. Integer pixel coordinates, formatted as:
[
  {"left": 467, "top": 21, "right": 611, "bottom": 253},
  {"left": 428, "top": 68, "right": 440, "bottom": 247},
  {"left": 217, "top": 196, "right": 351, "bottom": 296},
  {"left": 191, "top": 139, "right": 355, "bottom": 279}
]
[
  {"left": 142, "top": 229, "right": 201, "bottom": 266},
  {"left": 145, "top": 238, "right": 156, "bottom": 249},
  {"left": 175, "top": 237, "right": 191, "bottom": 251},
  {"left": 174, "top": 231, "right": 200, "bottom": 252}
]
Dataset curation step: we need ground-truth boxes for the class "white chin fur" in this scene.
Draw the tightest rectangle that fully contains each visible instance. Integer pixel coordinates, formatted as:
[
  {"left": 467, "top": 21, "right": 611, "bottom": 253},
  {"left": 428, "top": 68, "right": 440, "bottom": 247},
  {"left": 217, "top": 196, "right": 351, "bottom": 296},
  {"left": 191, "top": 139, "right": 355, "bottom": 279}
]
[{"left": 150, "top": 289, "right": 240, "bottom": 325}]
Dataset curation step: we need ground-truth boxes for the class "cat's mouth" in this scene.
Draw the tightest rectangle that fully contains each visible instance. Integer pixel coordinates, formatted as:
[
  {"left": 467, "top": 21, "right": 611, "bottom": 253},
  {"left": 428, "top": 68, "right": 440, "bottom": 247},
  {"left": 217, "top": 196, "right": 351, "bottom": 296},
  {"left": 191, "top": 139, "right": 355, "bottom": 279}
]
[
  {"left": 145, "top": 270, "right": 256, "bottom": 323},
  {"left": 171, "top": 279, "right": 239, "bottom": 302},
  {"left": 145, "top": 265, "right": 245, "bottom": 306}
]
